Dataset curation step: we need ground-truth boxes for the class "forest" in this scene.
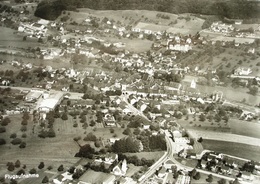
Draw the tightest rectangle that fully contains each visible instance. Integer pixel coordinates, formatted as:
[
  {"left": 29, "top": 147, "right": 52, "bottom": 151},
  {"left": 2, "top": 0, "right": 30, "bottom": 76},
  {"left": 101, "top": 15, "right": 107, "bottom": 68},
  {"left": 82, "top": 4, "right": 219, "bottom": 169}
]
[{"left": 34, "top": 0, "right": 260, "bottom": 20}]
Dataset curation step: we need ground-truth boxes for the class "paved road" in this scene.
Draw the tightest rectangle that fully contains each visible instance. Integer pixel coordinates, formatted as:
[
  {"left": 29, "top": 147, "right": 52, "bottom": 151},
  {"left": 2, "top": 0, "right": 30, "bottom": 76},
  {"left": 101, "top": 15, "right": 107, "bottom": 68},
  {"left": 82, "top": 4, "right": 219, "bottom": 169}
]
[{"left": 139, "top": 134, "right": 252, "bottom": 184}]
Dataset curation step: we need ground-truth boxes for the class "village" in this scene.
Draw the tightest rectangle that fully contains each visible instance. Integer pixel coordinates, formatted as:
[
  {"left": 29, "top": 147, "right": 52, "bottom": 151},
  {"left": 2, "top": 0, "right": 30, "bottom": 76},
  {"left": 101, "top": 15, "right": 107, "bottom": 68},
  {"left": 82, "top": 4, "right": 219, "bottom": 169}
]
[{"left": 0, "top": 0, "right": 260, "bottom": 184}]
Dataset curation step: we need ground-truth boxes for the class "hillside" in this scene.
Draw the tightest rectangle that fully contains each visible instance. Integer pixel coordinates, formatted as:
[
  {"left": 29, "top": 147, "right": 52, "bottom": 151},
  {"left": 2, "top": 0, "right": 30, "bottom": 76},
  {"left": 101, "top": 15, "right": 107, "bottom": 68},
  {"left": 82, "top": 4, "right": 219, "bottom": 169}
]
[{"left": 34, "top": 0, "right": 260, "bottom": 20}]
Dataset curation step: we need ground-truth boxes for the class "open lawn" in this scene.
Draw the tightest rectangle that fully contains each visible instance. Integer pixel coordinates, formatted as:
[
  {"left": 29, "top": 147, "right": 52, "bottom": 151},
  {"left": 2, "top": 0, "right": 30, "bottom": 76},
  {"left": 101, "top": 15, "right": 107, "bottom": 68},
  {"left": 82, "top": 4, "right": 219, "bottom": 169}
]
[{"left": 202, "top": 139, "right": 260, "bottom": 161}]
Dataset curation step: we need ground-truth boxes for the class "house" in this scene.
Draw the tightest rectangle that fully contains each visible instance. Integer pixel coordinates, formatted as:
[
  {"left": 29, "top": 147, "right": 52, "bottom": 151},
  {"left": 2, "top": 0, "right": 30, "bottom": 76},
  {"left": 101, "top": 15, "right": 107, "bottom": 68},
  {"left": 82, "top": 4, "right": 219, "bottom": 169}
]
[
  {"left": 234, "top": 67, "right": 252, "bottom": 75},
  {"left": 168, "top": 44, "right": 192, "bottom": 53},
  {"left": 221, "top": 166, "right": 231, "bottom": 174},
  {"left": 104, "top": 114, "right": 116, "bottom": 127},
  {"left": 241, "top": 171, "right": 253, "bottom": 180},
  {"left": 158, "top": 166, "right": 167, "bottom": 178},
  {"left": 104, "top": 153, "right": 118, "bottom": 164},
  {"left": 176, "top": 175, "right": 190, "bottom": 184},
  {"left": 201, "top": 160, "right": 207, "bottom": 169},
  {"left": 25, "top": 90, "right": 43, "bottom": 102},
  {"left": 113, "top": 159, "right": 128, "bottom": 176}
]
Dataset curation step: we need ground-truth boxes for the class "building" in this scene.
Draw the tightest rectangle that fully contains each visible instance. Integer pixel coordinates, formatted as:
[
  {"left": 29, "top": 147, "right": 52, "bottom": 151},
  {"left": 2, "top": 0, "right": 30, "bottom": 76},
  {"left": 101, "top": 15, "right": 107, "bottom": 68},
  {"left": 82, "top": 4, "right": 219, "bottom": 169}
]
[
  {"left": 112, "top": 159, "right": 128, "bottom": 176},
  {"left": 234, "top": 67, "right": 252, "bottom": 76},
  {"left": 38, "top": 91, "right": 64, "bottom": 112},
  {"left": 25, "top": 89, "right": 43, "bottom": 102},
  {"left": 176, "top": 175, "right": 191, "bottom": 184}
]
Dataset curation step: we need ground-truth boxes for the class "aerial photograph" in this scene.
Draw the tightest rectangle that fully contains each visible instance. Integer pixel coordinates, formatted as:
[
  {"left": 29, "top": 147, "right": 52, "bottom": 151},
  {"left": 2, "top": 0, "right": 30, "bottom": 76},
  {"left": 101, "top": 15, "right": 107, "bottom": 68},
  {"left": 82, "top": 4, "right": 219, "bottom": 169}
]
[{"left": 0, "top": 0, "right": 259, "bottom": 184}]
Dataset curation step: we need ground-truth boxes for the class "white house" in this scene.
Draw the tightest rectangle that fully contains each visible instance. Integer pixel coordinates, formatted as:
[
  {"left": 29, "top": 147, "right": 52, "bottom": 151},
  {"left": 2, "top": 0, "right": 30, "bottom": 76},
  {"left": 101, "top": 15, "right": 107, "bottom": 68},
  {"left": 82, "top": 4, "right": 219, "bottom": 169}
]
[{"left": 234, "top": 67, "right": 252, "bottom": 75}]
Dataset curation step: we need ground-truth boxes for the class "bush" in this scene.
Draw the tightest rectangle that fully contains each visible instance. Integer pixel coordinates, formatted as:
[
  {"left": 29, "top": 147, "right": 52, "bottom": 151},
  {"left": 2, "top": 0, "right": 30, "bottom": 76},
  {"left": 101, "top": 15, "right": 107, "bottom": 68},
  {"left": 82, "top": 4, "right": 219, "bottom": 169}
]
[
  {"left": 11, "top": 138, "right": 22, "bottom": 145},
  {"left": 47, "top": 166, "right": 53, "bottom": 170}
]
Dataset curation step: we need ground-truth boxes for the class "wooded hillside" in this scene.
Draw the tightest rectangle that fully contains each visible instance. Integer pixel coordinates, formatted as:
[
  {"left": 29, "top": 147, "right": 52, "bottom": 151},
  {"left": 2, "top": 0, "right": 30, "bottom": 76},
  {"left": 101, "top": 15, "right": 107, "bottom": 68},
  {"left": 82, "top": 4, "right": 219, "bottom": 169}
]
[{"left": 34, "top": 0, "right": 260, "bottom": 20}]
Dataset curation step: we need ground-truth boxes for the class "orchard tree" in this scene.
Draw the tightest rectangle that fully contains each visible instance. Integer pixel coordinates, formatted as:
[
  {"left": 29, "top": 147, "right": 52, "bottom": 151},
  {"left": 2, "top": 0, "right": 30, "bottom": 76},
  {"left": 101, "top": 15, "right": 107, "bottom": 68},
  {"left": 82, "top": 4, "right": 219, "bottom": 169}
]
[
  {"left": 38, "top": 162, "right": 45, "bottom": 169},
  {"left": 57, "top": 165, "right": 64, "bottom": 172},
  {"left": 42, "top": 176, "right": 49, "bottom": 183},
  {"left": 15, "top": 160, "right": 21, "bottom": 168}
]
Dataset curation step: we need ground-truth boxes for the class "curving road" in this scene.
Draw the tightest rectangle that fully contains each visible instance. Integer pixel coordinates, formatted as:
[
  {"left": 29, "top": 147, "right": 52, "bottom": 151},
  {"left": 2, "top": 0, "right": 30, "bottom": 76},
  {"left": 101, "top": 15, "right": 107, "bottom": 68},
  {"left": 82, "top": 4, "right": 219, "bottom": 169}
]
[{"left": 139, "top": 134, "right": 253, "bottom": 184}]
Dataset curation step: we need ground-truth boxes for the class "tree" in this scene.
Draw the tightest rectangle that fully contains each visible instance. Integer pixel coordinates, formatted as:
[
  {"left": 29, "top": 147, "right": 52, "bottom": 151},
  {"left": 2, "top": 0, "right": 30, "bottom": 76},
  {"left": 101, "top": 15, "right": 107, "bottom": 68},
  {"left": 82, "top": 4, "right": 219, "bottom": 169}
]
[
  {"left": 218, "top": 178, "right": 227, "bottom": 184},
  {"left": 75, "top": 144, "right": 95, "bottom": 159},
  {"left": 7, "top": 162, "right": 15, "bottom": 171},
  {"left": 57, "top": 165, "right": 64, "bottom": 172},
  {"left": 199, "top": 113, "right": 206, "bottom": 122},
  {"left": 17, "top": 169, "right": 25, "bottom": 175},
  {"left": 110, "top": 128, "right": 115, "bottom": 133},
  {"left": 61, "top": 112, "right": 68, "bottom": 120},
  {"left": 249, "top": 86, "right": 258, "bottom": 96},
  {"left": 0, "top": 138, "right": 6, "bottom": 145},
  {"left": 197, "top": 137, "right": 203, "bottom": 143},
  {"left": 19, "top": 142, "right": 26, "bottom": 148},
  {"left": 15, "top": 160, "right": 21, "bottom": 168},
  {"left": 94, "top": 140, "right": 101, "bottom": 148},
  {"left": 206, "top": 174, "right": 213, "bottom": 183},
  {"left": 83, "top": 132, "right": 97, "bottom": 141},
  {"left": 29, "top": 168, "right": 37, "bottom": 174},
  {"left": 1, "top": 117, "right": 11, "bottom": 126},
  {"left": 68, "top": 166, "right": 75, "bottom": 174},
  {"left": 193, "top": 172, "right": 201, "bottom": 180},
  {"left": 0, "top": 127, "right": 6, "bottom": 133},
  {"left": 38, "top": 162, "right": 45, "bottom": 169},
  {"left": 42, "top": 176, "right": 49, "bottom": 183},
  {"left": 10, "top": 179, "right": 17, "bottom": 184},
  {"left": 231, "top": 178, "right": 240, "bottom": 184},
  {"left": 48, "top": 128, "right": 56, "bottom": 137},
  {"left": 10, "top": 133, "right": 17, "bottom": 139},
  {"left": 11, "top": 138, "right": 22, "bottom": 145},
  {"left": 123, "top": 127, "right": 131, "bottom": 135}
]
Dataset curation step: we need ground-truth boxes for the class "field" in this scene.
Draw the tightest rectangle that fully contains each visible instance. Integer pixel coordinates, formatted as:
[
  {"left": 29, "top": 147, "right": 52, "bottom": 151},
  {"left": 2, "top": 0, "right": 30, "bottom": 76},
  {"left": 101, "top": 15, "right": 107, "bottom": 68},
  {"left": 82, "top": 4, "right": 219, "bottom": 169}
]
[
  {"left": 0, "top": 27, "right": 45, "bottom": 48},
  {"left": 125, "top": 151, "right": 164, "bottom": 160},
  {"left": 197, "top": 84, "right": 260, "bottom": 105},
  {"left": 202, "top": 139, "right": 260, "bottom": 161},
  {"left": 178, "top": 118, "right": 231, "bottom": 133},
  {"left": 79, "top": 169, "right": 115, "bottom": 183},
  {"left": 229, "top": 119, "right": 260, "bottom": 139}
]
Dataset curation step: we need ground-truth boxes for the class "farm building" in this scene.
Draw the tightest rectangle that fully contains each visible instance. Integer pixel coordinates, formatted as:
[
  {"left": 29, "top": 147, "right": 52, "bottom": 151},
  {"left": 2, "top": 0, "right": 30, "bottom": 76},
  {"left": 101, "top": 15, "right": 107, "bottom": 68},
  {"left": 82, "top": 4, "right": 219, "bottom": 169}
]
[
  {"left": 38, "top": 91, "right": 64, "bottom": 112},
  {"left": 25, "top": 89, "right": 43, "bottom": 102}
]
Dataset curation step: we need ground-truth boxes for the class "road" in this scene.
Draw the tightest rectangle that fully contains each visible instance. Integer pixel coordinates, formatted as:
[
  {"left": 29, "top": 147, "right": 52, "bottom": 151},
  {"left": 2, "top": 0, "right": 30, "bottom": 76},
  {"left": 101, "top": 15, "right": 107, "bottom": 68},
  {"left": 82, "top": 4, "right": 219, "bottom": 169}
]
[{"left": 139, "top": 134, "right": 252, "bottom": 184}]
